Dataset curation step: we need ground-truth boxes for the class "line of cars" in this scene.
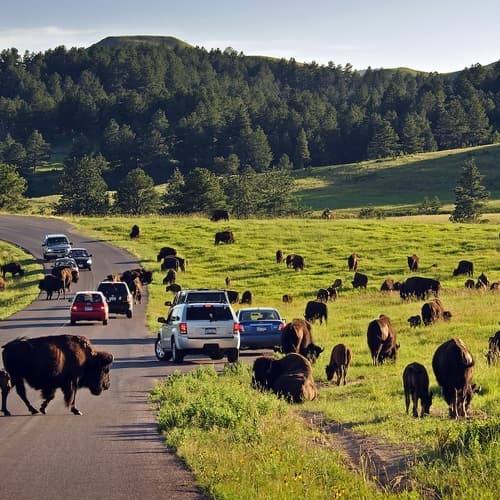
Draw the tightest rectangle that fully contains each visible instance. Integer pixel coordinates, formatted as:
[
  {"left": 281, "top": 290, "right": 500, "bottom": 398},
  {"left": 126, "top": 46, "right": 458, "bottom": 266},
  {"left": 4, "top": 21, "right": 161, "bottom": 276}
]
[{"left": 154, "top": 289, "right": 286, "bottom": 364}]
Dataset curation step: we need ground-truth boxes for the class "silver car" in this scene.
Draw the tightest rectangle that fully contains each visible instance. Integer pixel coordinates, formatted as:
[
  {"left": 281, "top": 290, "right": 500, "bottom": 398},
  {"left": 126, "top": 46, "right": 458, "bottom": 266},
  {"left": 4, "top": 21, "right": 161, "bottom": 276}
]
[{"left": 155, "top": 302, "right": 240, "bottom": 363}]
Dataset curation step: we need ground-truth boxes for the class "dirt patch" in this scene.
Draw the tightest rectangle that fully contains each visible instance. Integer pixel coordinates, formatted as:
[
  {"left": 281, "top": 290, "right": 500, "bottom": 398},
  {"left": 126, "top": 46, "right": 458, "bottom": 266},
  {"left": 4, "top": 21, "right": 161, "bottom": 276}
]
[{"left": 300, "top": 411, "right": 423, "bottom": 493}]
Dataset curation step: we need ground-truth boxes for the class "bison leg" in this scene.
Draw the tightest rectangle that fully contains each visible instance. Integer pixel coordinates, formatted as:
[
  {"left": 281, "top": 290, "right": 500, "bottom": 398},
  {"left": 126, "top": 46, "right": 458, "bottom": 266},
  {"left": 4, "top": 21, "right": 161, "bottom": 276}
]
[
  {"left": 1, "top": 387, "right": 11, "bottom": 416},
  {"left": 40, "top": 387, "right": 56, "bottom": 414},
  {"left": 11, "top": 377, "right": 38, "bottom": 414},
  {"left": 411, "top": 394, "right": 419, "bottom": 418},
  {"left": 62, "top": 380, "right": 81, "bottom": 415}
]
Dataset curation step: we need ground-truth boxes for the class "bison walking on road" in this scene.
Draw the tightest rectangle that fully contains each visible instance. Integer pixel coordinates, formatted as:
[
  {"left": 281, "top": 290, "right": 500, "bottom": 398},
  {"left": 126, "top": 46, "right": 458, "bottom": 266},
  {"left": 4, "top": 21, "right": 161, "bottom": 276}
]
[{"left": 1, "top": 335, "right": 113, "bottom": 416}]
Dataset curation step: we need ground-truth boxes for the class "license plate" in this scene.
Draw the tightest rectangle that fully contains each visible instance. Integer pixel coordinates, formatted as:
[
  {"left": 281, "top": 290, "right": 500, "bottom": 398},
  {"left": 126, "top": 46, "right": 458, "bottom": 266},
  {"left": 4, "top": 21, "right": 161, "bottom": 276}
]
[
  {"left": 205, "top": 327, "right": 216, "bottom": 334},
  {"left": 109, "top": 296, "right": 116, "bottom": 301},
  {"left": 257, "top": 327, "right": 267, "bottom": 332},
  {"left": 85, "top": 306, "right": 93, "bottom": 311}
]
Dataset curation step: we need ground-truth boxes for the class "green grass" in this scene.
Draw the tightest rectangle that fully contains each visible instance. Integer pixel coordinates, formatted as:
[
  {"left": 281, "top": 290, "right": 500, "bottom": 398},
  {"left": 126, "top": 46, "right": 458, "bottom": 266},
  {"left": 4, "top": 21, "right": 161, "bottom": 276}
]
[{"left": 66, "top": 215, "right": 499, "bottom": 498}]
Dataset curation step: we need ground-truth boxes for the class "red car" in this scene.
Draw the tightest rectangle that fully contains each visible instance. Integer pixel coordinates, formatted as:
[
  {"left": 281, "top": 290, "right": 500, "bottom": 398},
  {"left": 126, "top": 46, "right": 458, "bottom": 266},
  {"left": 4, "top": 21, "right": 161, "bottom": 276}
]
[{"left": 70, "top": 291, "right": 109, "bottom": 325}]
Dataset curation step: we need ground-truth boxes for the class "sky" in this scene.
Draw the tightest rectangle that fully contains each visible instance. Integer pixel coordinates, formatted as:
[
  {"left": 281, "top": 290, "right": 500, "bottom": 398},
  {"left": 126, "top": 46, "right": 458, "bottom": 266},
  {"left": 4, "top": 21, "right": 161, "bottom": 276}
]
[{"left": 1, "top": 1, "right": 499, "bottom": 73}]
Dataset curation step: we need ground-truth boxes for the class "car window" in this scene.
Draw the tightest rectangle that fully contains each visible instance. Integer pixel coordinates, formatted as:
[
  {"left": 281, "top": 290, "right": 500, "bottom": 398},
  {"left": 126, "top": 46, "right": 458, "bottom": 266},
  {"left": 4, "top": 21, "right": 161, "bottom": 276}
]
[
  {"left": 47, "top": 237, "right": 69, "bottom": 245},
  {"left": 186, "top": 306, "right": 233, "bottom": 321}
]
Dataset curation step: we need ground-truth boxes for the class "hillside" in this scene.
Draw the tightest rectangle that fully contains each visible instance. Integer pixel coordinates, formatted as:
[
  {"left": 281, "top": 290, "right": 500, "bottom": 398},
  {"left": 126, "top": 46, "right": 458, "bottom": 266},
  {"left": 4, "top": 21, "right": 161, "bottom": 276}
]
[{"left": 90, "top": 35, "right": 191, "bottom": 49}]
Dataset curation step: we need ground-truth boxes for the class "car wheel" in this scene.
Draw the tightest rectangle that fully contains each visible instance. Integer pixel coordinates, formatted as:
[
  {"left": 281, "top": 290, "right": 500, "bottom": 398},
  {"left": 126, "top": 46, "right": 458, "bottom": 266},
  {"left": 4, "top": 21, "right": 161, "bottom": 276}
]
[
  {"left": 103, "top": 319, "right": 108, "bottom": 325},
  {"left": 209, "top": 352, "right": 224, "bottom": 360},
  {"left": 172, "top": 340, "right": 184, "bottom": 363},
  {"left": 70, "top": 319, "right": 76, "bottom": 325},
  {"left": 155, "top": 337, "right": 171, "bottom": 361},
  {"left": 227, "top": 349, "right": 239, "bottom": 363},
  {"left": 126, "top": 310, "right": 133, "bottom": 318}
]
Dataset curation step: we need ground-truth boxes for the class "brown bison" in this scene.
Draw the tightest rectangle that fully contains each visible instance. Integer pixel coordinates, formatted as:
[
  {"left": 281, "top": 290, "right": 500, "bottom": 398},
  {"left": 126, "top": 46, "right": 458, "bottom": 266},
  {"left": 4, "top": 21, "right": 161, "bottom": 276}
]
[
  {"left": 291, "top": 254, "right": 305, "bottom": 271},
  {"left": 161, "top": 256, "right": 179, "bottom": 272},
  {"left": 352, "top": 272, "right": 368, "bottom": 289},
  {"left": 0, "top": 369, "right": 12, "bottom": 416},
  {"left": 285, "top": 254, "right": 296, "bottom": 268},
  {"left": 281, "top": 319, "right": 323, "bottom": 363},
  {"left": 251, "top": 353, "right": 317, "bottom": 403},
  {"left": 53, "top": 267, "right": 79, "bottom": 293},
  {"left": 210, "top": 209, "right": 230, "bottom": 222},
  {"left": 165, "top": 283, "right": 182, "bottom": 294},
  {"left": 240, "top": 290, "right": 253, "bottom": 305},
  {"left": 485, "top": 331, "right": 500, "bottom": 366},
  {"left": 421, "top": 298, "right": 452, "bottom": 326},
  {"left": 400, "top": 276, "right": 440, "bottom": 300},
  {"left": 215, "top": 231, "right": 235, "bottom": 245},
  {"left": 38, "top": 274, "right": 65, "bottom": 299},
  {"left": 453, "top": 260, "right": 474, "bottom": 277},
  {"left": 464, "top": 279, "right": 475, "bottom": 289},
  {"left": 276, "top": 249, "right": 283, "bottom": 264},
  {"left": 347, "top": 253, "right": 359, "bottom": 272},
  {"left": 316, "top": 288, "right": 329, "bottom": 303},
  {"left": 367, "top": 314, "right": 399, "bottom": 366},
  {"left": 407, "top": 254, "right": 419, "bottom": 272},
  {"left": 325, "top": 344, "right": 352, "bottom": 385},
  {"left": 475, "top": 273, "right": 489, "bottom": 289},
  {"left": 1, "top": 335, "right": 113, "bottom": 416},
  {"left": 282, "top": 294, "right": 293, "bottom": 303},
  {"left": 129, "top": 224, "right": 140, "bottom": 238},
  {"left": 380, "top": 278, "right": 401, "bottom": 291},
  {"left": 407, "top": 315, "right": 422, "bottom": 328},
  {"left": 331, "top": 278, "right": 343, "bottom": 290},
  {"left": 304, "top": 300, "right": 328, "bottom": 325},
  {"left": 432, "top": 337, "right": 475, "bottom": 418},
  {"left": 1, "top": 261, "right": 25, "bottom": 278},
  {"left": 162, "top": 269, "right": 177, "bottom": 285},
  {"left": 402, "top": 362, "right": 432, "bottom": 418},
  {"left": 156, "top": 246, "right": 177, "bottom": 262},
  {"left": 226, "top": 290, "right": 240, "bottom": 304}
]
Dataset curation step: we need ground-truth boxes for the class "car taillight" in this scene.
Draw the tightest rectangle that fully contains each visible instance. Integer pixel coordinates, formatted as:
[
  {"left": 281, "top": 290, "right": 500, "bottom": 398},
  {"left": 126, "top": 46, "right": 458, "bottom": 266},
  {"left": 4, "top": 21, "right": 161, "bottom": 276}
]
[
  {"left": 179, "top": 322, "right": 188, "bottom": 334},
  {"left": 233, "top": 322, "right": 241, "bottom": 334},
  {"left": 99, "top": 304, "right": 105, "bottom": 311},
  {"left": 71, "top": 305, "right": 78, "bottom": 312}
]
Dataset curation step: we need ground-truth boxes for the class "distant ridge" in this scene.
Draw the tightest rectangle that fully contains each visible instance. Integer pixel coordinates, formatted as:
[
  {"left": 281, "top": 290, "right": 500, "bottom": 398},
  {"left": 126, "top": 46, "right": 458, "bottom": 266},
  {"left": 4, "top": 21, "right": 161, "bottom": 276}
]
[{"left": 90, "top": 35, "right": 192, "bottom": 50}]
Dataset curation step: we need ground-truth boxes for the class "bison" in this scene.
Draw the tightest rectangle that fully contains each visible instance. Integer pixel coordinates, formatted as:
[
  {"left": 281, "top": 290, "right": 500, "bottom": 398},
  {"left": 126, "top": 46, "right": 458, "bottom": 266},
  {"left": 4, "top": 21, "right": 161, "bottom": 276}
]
[
  {"left": 464, "top": 279, "right": 475, "bottom": 289},
  {"left": 331, "top": 278, "right": 343, "bottom": 290},
  {"left": 316, "top": 288, "right": 329, "bottom": 303},
  {"left": 1, "top": 335, "right": 113, "bottom": 416},
  {"left": 282, "top": 294, "right": 293, "bottom": 303},
  {"left": 156, "top": 246, "right": 177, "bottom": 262},
  {"left": 304, "top": 300, "right": 328, "bottom": 325},
  {"left": 476, "top": 273, "right": 489, "bottom": 289},
  {"left": 240, "top": 290, "right": 253, "bottom": 305},
  {"left": 347, "top": 253, "right": 359, "bottom": 272},
  {"left": 432, "top": 337, "right": 475, "bottom": 418},
  {"left": 162, "top": 269, "right": 177, "bottom": 285},
  {"left": 407, "top": 315, "right": 422, "bottom": 328},
  {"left": 161, "top": 256, "right": 179, "bottom": 272},
  {"left": 352, "top": 272, "right": 368, "bottom": 289},
  {"left": 453, "top": 260, "right": 474, "bottom": 277},
  {"left": 367, "top": 314, "right": 399, "bottom": 366},
  {"left": 325, "top": 344, "right": 352, "bottom": 385},
  {"left": 421, "top": 298, "right": 452, "bottom": 326},
  {"left": 1, "top": 262, "right": 25, "bottom": 278},
  {"left": 281, "top": 318, "right": 323, "bottom": 363},
  {"left": 129, "top": 224, "right": 140, "bottom": 238},
  {"left": 485, "top": 331, "right": 500, "bottom": 366},
  {"left": 407, "top": 254, "right": 419, "bottom": 272},
  {"left": 215, "top": 231, "right": 235, "bottom": 245},
  {"left": 399, "top": 276, "right": 440, "bottom": 300},
  {"left": 291, "top": 254, "right": 305, "bottom": 271},
  {"left": 251, "top": 353, "right": 317, "bottom": 403},
  {"left": 402, "top": 362, "right": 432, "bottom": 418},
  {"left": 210, "top": 209, "right": 230, "bottom": 222},
  {"left": 226, "top": 290, "right": 240, "bottom": 304},
  {"left": 380, "top": 278, "right": 401, "bottom": 292},
  {"left": 0, "top": 277, "right": 5, "bottom": 290},
  {"left": 165, "top": 283, "right": 182, "bottom": 294},
  {"left": 38, "top": 274, "right": 65, "bottom": 299},
  {"left": 276, "top": 249, "right": 283, "bottom": 264}
]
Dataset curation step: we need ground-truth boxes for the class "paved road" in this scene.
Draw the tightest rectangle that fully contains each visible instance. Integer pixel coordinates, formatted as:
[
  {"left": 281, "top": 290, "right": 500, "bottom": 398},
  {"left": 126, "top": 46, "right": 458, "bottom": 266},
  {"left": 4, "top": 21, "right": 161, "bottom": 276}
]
[{"left": 0, "top": 215, "right": 208, "bottom": 500}]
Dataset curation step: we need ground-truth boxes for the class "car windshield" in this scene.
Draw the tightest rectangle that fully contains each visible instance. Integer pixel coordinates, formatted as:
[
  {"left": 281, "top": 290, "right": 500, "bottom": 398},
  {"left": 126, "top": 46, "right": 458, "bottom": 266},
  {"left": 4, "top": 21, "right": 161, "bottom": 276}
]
[
  {"left": 98, "top": 283, "right": 128, "bottom": 296},
  {"left": 71, "top": 249, "right": 88, "bottom": 257},
  {"left": 183, "top": 292, "right": 227, "bottom": 303},
  {"left": 239, "top": 310, "right": 279, "bottom": 321},
  {"left": 186, "top": 305, "right": 233, "bottom": 321},
  {"left": 75, "top": 293, "right": 103, "bottom": 303},
  {"left": 47, "top": 237, "right": 69, "bottom": 245}
]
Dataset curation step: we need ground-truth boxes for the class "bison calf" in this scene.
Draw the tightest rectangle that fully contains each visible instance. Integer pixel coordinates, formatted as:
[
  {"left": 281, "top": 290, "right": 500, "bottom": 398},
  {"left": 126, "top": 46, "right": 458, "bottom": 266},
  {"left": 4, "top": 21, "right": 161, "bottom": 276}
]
[
  {"left": 402, "top": 362, "right": 432, "bottom": 417},
  {"left": 325, "top": 344, "right": 352, "bottom": 385}
]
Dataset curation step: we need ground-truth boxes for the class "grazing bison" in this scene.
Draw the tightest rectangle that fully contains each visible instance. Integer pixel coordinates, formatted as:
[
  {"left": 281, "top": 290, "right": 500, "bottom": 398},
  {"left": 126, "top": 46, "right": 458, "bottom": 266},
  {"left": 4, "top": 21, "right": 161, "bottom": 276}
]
[
  {"left": 210, "top": 209, "right": 230, "bottom": 222},
  {"left": 1, "top": 262, "right": 25, "bottom": 278},
  {"left": 1, "top": 335, "right": 113, "bottom": 416},
  {"left": 281, "top": 319, "right": 323, "bottom": 363},
  {"left": 291, "top": 254, "right": 305, "bottom": 271},
  {"left": 1, "top": 369, "right": 12, "bottom": 416},
  {"left": 316, "top": 288, "right": 329, "bottom": 303},
  {"left": 475, "top": 273, "right": 489, "bottom": 289},
  {"left": 240, "top": 290, "right": 253, "bottom": 305},
  {"left": 407, "top": 254, "right": 419, "bottom": 272},
  {"left": 453, "top": 260, "right": 474, "bottom": 277},
  {"left": 485, "top": 331, "right": 500, "bottom": 366},
  {"left": 367, "top": 314, "right": 399, "bottom": 366},
  {"left": 162, "top": 269, "right": 177, "bottom": 285},
  {"left": 165, "top": 283, "right": 182, "bottom": 294},
  {"left": 276, "top": 249, "right": 283, "bottom": 264},
  {"left": 215, "top": 231, "right": 235, "bottom": 245},
  {"left": 161, "top": 256, "right": 179, "bottom": 272},
  {"left": 352, "top": 272, "right": 368, "bottom": 289},
  {"left": 282, "top": 294, "right": 293, "bottom": 303},
  {"left": 325, "top": 344, "right": 352, "bottom": 385},
  {"left": 156, "top": 246, "right": 177, "bottom": 262},
  {"left": 225, "top": 275, "right": 231, "bottom": 288},
  {"left": 304, "top": 300, "right": 328, "bottom": 325},
  {"left": 432, "top": 337, "right": 475, "bottom": 418},
  {"left": 129, "top": 224, "right": 140, "bottom": 238},
  {"left": 331, "top": 278, "right": 343, "bottom": 290},
  {"left": 490, "top": 282, "right": 500, "bottom": 291},
  {"left": 421, "top": 298, "right": 452, "bottom": 326},
  {"left": 464, "top": 279, "right": 475, "bottom": 289},
  {"left": 407, "top": 315, "right": 422, "bottom": 328},
  {"left": 380, "top": 278, "right": 401, "bottom": 292},
  {"left": 402, "top": 362, "right": 432, "bottom": 418},
  {"left": 400, "top": 276, "right": 440, "bottom": 300},
  {"left": 326, "top": 287, "right": 337, "bottom": 301},
  {"left": 285, "top": 254, "right": 296, "bottom": 268},
  {"left": 347, "top": 253, "right": 359, "bottom": 271},
  {"left": 321, "top": 208, "right": 333, "bottom": 219},
  {"left": 252, "top": 353, "right": 317, "bottom": 403},
  {"left": 38, "top": 275, "right": 65, "bottom": 299},
  {"left": 226, "top": 290, "right": 240, "bottom": 304}
]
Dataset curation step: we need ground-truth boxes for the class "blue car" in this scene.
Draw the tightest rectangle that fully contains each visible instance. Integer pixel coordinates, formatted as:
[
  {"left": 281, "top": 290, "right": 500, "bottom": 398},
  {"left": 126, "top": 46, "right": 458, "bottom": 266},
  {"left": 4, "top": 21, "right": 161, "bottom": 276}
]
[{"left": 236, "top": 307, "right": 286, "bottom": 351}]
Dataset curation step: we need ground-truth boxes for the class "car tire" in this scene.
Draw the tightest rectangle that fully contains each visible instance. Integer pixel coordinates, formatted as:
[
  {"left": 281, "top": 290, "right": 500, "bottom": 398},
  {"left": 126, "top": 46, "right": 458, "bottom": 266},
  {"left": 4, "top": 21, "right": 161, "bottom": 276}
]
[
  {"left": 172, "top": 340, "right": 184, "bottom": 363},
  {"left": 103, "top": 319, "right": 108, "bottom": 325},
  {"left": 126, "top": 310, "right": 132, "bottom": 318},
  {"left": 70, "top": 319, "right": 76, "bottom": 325},
  {"left": 209, "top": 352, "right": 224, "bottom": 360},
  {"left": 155, "top": 337, "right": 171, "bottom": 362},
  {"left": 227, "top": 349, "right": 239, "bottom": 363}
]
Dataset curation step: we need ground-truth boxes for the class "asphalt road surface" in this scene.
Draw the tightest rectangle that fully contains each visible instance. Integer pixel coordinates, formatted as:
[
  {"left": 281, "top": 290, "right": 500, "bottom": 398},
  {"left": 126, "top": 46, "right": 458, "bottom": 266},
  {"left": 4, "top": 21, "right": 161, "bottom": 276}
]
[{"left": 0, "top": 215, "right": 211, "bottom": 500}]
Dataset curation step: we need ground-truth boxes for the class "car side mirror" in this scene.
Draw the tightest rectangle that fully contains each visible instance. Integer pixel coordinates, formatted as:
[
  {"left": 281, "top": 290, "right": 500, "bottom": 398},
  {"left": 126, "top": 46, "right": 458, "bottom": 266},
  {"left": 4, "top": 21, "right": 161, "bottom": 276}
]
[{"left": 157, "top": 316, "right": 166, "bottom": 323}]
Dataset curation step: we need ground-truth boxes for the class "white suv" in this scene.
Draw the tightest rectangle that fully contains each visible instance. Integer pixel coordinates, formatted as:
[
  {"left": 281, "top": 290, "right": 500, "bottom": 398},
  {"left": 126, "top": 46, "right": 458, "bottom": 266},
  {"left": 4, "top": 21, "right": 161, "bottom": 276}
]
[{"left": 155, "top": 302, "right": 240, "bottom": 363}]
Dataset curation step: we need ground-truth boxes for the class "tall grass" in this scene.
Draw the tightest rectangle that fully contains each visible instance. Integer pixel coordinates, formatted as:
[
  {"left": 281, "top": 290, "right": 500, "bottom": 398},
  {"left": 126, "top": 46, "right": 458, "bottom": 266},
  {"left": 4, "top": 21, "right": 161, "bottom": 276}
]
[{"left": 69, "top": 215, "right": 500, "bottom": 498}]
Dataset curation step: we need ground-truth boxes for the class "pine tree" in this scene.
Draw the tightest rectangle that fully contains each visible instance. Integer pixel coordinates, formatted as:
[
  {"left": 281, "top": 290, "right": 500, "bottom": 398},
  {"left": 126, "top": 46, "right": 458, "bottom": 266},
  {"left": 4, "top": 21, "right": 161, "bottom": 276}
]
[
  {"left": 24, "top": 130, "right": 50, "bottom": 173},
  {"left": 114, "top": 167, "right": 160, "bottom": 214},
  {"left": 0, "top": 162, "right": 27, "bottom": 211},
  {"left": 450, "top": 158, "right": 489, "bottom": 223}
]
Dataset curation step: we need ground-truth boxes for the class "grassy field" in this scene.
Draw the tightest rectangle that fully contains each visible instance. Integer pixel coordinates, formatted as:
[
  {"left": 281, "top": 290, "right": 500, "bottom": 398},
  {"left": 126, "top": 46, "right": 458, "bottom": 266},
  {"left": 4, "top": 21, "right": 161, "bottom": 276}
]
[{"left": 65, "top": 215, "right": 500, "bottom": 498}]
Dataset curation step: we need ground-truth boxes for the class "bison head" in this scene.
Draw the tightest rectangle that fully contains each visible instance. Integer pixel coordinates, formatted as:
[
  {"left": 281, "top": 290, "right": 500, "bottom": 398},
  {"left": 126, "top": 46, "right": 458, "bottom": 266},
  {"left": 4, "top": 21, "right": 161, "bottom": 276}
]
[
  {"left": 80, "top": 351, "right": 113, "bottom": 395},
  {"left": 303, "top": 343, "right": 324, "bottom": 364},
  {"left": 251, "top": 356, "right": 274, "bottom": 390}
]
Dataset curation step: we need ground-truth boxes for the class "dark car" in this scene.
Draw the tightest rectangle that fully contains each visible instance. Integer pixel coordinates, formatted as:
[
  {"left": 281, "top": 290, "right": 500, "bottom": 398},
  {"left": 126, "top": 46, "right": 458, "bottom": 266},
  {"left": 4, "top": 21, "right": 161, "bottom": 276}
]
[
  {"left": 236, "top": 307, "right": 285, "bottom": 351},
  {"left": 68, "top": 248, "right": 93, "bottom": 270},
  {"left": 96, "top": 281, "right": 133, "bottom": 318}
]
